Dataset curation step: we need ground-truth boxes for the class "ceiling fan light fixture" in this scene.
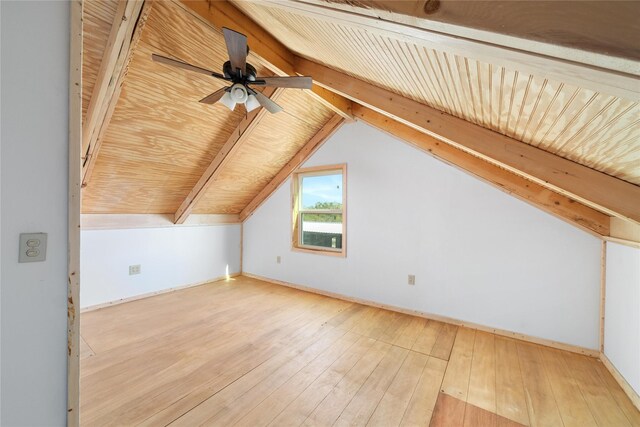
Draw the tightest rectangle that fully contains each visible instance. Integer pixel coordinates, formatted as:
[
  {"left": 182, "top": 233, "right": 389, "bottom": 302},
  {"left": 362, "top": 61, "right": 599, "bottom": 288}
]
[
  {"left": 245, "top": 94, "right": 260, "bottom": 112},
  {"left": 220, "top": 91, "right": 237, "bottom": 111}
]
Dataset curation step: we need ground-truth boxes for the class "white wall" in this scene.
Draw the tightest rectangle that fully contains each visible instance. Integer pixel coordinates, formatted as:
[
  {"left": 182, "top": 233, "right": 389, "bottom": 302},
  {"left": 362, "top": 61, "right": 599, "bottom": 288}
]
[
  {"left": 81, "top": 225, "right": 241, "bottom": 308},
  {"left": 244, "top": 121, "right": 602, "bottom": 349},
  {"left": 604, "top": 242, "right": 640, "bottom": 396},
  {"left": 1, "top": 1, "right": 70, "bottom": 425}
]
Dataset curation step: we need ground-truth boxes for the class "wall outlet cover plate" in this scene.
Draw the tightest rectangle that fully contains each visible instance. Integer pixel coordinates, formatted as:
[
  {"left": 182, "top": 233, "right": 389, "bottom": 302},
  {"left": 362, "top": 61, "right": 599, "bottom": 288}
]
[{"left": 19, "top": 232, "right": 47, "bottom": 263}]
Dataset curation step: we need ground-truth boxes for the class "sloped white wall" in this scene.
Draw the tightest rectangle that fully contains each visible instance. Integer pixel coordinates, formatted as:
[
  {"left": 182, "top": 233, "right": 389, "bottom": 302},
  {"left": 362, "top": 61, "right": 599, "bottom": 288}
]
[
  {"left": 81, "top": 225, "right": 241, "bottom": 308},
  {"left": 604, "top": 242, "right": 640, "bottom": 396},
  {"left": 243, "top": 121, "right": 602, "bottom": 349},
  {"left": 1, "top": 1, "right": 70, "bottom": 424}
]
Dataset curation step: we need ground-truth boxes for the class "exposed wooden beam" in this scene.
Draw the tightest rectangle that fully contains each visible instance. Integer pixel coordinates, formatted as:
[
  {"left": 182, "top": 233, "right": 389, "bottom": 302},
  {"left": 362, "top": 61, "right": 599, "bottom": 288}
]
[
  {"left": 81, "top": 213, "right": 240, "bottom": 230},
  {"left": 261, "top": 0, "right": 639, "bottom": 100},
  {"left": 179, "top": 0, "right": 353, "bottom": 119},
  {"left": 174, "top": 87, "right": 284, "bottom": 224},
  {"left": 82, "top": 0, "right": 152, "bottom": 186},
  {"left": 354, "top": 105, "right": 610, "bottom": 237},
  {"left": 297, "top": 58, "right": 640, "bottom": 225},
  {"left": 240, "top": 114, "right": 346, "bottom": 221}
]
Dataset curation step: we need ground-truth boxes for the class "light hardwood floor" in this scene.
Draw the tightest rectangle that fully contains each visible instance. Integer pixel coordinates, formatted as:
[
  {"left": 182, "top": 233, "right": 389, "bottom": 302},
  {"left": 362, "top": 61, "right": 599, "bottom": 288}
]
[{"left": 80, "top": 276, "right": 640, "bottom": 426}]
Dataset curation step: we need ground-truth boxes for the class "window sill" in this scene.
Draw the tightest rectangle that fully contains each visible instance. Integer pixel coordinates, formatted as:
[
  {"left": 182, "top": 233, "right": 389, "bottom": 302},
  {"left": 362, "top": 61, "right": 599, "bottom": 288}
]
[{"left": 291, "top": 245, "right": 346, "bottom": 258}]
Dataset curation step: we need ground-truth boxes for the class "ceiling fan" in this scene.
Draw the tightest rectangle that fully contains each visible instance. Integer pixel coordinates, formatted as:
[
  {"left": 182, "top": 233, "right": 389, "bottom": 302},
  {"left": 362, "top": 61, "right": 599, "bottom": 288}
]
[{"left": 151, "top": 28, "right": 312, "bottom": 114}]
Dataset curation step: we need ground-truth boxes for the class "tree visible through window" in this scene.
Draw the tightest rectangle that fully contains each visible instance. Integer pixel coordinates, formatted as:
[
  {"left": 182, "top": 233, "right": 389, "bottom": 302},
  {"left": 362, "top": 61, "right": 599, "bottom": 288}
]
[{"left": 292, "top": 165, "right": 346, "bottom": 255}]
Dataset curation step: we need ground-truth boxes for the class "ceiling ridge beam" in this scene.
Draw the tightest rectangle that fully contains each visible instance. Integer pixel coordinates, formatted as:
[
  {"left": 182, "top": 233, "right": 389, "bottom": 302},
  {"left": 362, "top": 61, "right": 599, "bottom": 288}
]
[
  {"left": 354, "top": 105, "right": 610, "bottom": 237},
  {"left": 240, "top": 113, "right": 346, "bottom": 221},
  {"left": 178, "top": 0, "right": 354, "bottom": 119},
  {"left": 82, "top": 0, "right": 152, "bottom": 187},
  {"left": 259, "top": 0, "right": 639, "bottom": 100},
  {"left": 174, "top": 87, "right": 284, "bottom": 224},
  {"left": 297, "top": 57, "right": 640, "bottom": 225}
]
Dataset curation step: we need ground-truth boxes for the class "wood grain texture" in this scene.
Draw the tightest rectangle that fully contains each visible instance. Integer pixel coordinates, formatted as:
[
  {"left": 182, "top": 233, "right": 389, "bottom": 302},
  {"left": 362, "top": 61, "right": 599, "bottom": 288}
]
[
  {"left": 233, "top": 1, "right": 640, "bottom": 187},
  {"left": 81, "top": 0, "right": 333, "bottom": 214},
  {"left": 80, "top": 275, "right": 640, "bottom": 426}
]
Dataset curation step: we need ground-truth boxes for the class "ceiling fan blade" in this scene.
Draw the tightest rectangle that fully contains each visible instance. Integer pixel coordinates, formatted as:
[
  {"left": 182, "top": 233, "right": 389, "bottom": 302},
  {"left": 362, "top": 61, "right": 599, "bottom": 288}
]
[
  {"left": 222, "top": 28, "right": 248, "bottom": 75},
  {"left": 151, "top": 54, "right": 227, "bottom": 81},
  {"left": 253, "top": 76, "right": 313, "bottom": 89},
  {"left": 252, "top": 90, "right": 283, "bottom": 114},
  {"left": 199, "top": 87, "right": 228, "bottom": 105}
]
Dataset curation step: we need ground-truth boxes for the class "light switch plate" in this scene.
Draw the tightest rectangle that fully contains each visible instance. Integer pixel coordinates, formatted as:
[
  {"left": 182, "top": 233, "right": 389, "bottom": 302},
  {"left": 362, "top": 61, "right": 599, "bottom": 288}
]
[{"left": 19, "top": 233, "right": 47, "bottom": 263}]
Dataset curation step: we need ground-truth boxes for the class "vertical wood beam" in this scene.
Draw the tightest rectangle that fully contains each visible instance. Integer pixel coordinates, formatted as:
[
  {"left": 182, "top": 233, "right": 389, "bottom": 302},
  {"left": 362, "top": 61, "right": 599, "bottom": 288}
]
[
  {"left": 240, "top": 113, "right": 346, "bottom": 221},
  {"left": 174, "top": 87, "right": 284, "bottom": 224},
  {"left": 81, "top": 0, "right": 152, "bottom": 186},
  {"left": 67, "top": 1, "right": 83, "bottom": 425},
  {"left": 599, "top": 240, "right": 607, "bottom": 352}
]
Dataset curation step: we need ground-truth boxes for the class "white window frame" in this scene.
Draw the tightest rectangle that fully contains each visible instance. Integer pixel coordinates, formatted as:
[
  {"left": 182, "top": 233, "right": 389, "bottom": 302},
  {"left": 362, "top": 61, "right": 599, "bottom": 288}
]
[{"left": 291, "top": 164, "right": 347, "bottom": 257}]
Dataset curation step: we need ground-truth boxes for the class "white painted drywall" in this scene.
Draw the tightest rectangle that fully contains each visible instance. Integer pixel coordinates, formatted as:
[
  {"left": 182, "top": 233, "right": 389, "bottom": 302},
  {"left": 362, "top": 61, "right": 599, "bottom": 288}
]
[
  {"left": 243, "top": 121, "right": 602, "bottom": 349},
  {"left": 604, "top": 242, "right": 640, "bottom": 396},
  {"left": 1, "top": 1, "right": 70, "bottom": 424},
  {"left": 81, "top": 225, "right": 241, "bottom": 308}
]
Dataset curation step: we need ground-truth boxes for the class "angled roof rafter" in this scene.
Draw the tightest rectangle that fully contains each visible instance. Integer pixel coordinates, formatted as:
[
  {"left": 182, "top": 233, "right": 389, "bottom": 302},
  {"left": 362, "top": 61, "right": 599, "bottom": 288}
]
[
  {"left": 296, "top": 57, "right": 640, "bottom": 225},
  {"left": 174, "top": 87, "right": 284, "bottom": 224}
]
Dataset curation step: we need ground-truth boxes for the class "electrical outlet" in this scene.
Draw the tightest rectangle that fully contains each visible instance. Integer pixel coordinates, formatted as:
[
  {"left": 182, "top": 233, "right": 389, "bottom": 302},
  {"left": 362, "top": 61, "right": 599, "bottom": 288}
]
[
  {"left": 129, "top": 264, "right": 141, "bottom": 275},
  {"left": 19, "top": 233, "right": 47, "bottom": 263},
  {"left": 276, "top": 256, "right": 281, "bottom": 264},
  {"left": 408, "top": 274, "right": 416, "bottom": 285}
]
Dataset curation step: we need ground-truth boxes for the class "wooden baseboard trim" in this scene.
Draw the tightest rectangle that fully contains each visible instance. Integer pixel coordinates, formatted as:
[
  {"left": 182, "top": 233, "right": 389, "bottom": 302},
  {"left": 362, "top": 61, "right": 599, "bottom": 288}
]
[
  {"left": 80, "top": 273, "right": 241, "bottom": 313},
  {"left": 242, "top": 272, "right": 599, "bottom": 357},
  {"left": 600, "top": 353, "right": 640, "bottom": 411}
]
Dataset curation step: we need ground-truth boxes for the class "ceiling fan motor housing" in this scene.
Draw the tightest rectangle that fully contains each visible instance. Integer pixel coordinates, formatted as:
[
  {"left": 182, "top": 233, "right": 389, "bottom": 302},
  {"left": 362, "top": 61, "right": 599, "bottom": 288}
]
[{"left": 223, "top": 60, "right": 257, "bottom": 82}]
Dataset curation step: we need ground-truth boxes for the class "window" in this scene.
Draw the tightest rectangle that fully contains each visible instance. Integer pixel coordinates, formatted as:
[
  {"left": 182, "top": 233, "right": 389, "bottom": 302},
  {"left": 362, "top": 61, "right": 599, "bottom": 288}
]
[{"left": 292, "top": 164, "right": 346, "bottom": 256}]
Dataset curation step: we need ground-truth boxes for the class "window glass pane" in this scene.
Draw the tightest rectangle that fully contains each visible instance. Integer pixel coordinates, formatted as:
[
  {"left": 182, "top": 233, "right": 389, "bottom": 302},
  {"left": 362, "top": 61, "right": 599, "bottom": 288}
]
[
  {"left": 301, "top": 173, "right": 342, "bottom": 210},
  {"left": 301, "top": 213, "right": 342, "bottom": 249}
]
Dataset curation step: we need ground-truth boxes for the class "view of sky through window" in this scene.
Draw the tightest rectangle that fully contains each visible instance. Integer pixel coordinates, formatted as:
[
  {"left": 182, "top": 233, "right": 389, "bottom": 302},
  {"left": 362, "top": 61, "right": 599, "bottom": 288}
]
[{"left": 301, "top": 173, "right": 342, "bottom": 208}]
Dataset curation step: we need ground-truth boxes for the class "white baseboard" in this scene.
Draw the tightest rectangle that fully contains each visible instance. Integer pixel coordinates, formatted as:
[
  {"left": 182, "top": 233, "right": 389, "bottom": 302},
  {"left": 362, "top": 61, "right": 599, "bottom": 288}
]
[
  {"left": 80, "top": 273, "right": 241, "bottom": 313},
  {"left": 242, "top": 272, "right": 599, "bottom": 358}
]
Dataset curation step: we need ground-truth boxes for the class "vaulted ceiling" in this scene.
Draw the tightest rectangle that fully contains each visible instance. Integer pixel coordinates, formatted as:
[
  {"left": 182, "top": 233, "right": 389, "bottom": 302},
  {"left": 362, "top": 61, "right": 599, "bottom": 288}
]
[{"left": 81, "top": 0, "right": 640, "bottom": 238}]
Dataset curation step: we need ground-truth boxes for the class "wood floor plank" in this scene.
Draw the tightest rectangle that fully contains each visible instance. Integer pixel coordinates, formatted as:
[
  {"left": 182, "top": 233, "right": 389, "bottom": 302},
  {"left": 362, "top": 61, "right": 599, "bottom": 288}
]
[
  {"left": 334, "top": 345, "right": 409, "bottom": 426},
  {"left": 562, "top": 352, "right": 632, "bottom": 427},
  {"left": 430, "top": 323, "right": 459, "bottom": 361},
  {"left": 234, "top": 332, "right": 361, "bottom": 426},
  {"left": 412, "top": 320, "right": 443, "bottom": 355},
  {"left": 80, "top": 277, "right": 638, "bottom": 426},
  {"left": 268, "top": 336, "right": 377, "bottom": 427},
  {"left": 538, "top": 347, "right": 597, "bottom": 427},
  {"left": 516, "top": 342, "right": 564, "bottom": 427},
  {"left": 441, "top": 327, "right": 476, "bottom": 401},
  {"left": 393, "top": 316, "right": 427, "bottom": 350},
  {"left": 400, "top": 356, "right": 448, "bottom": 427},
  {"left": 367, "top": 350, "right": 429, "bottom": 426},
  {"left": 593, "top": 359, "right": 640, "bottom": 426},
  {"left": 467, "top": 331, "right": 497, "bottom": 413},
  {"left": 495, "top": 336, "right": 530, "bottom": 426},
  {"left": 429, "top": 392, "right": 465, "bottom": 427},
  {"left": 301, "top": 340, "right": 392, "bottom": 426}
]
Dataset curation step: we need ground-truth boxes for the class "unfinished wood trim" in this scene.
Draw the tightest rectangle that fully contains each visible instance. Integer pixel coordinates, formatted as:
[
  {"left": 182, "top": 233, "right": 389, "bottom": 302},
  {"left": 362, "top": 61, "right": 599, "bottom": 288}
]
[
  {"left": 610, "top": 217, "right": 640, "bottom": 243},
  {"left": 355, "top": 105, "right": 610, "bottom": 237},
  {"left": 600, "top": 241, "right": 607, "bottom": 352},
  {"left": 174, "top": 87, "right": 283, "bottom": 224},
  {"left": 178, "top": 0, "right": 353, "bottom": 119},
  {"left": 80, "top": 273, "right": 241, "bottom": 313},
  {"left": 67, "top": 1, "right": 83, "bottom": 425},
  {"left": 602, "top": 236, "right": 640, "bottom": 250},
  {"left": 240, "top": 114, "right": 346, "bottom": 221},
  {"left": 81, "top": 214, "right": 240, "bottom": 230},
  {"left": 262, "top": 0, "right": 639, "bottom": 100},
  {"left": 298, "top": 58, "right": 640, "bottom": 225},
  {"left": 242, "top": 273, "right": 600, "bottom": 357},
  {"left": 600, "top": 353, "right": 640, "bottom": 411},
  {"left": 81, "top": 0, "right": 152, "bottom": 186}
]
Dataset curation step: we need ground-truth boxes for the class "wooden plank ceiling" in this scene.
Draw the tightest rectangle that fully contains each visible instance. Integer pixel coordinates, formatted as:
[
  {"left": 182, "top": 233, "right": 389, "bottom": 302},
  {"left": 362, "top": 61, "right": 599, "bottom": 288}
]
[
  {"left": 233, "top": 1, "right": 640, "bottom": 187},
  {"left": 81, "top": 0, "right": 336, "bottom": 214}
]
